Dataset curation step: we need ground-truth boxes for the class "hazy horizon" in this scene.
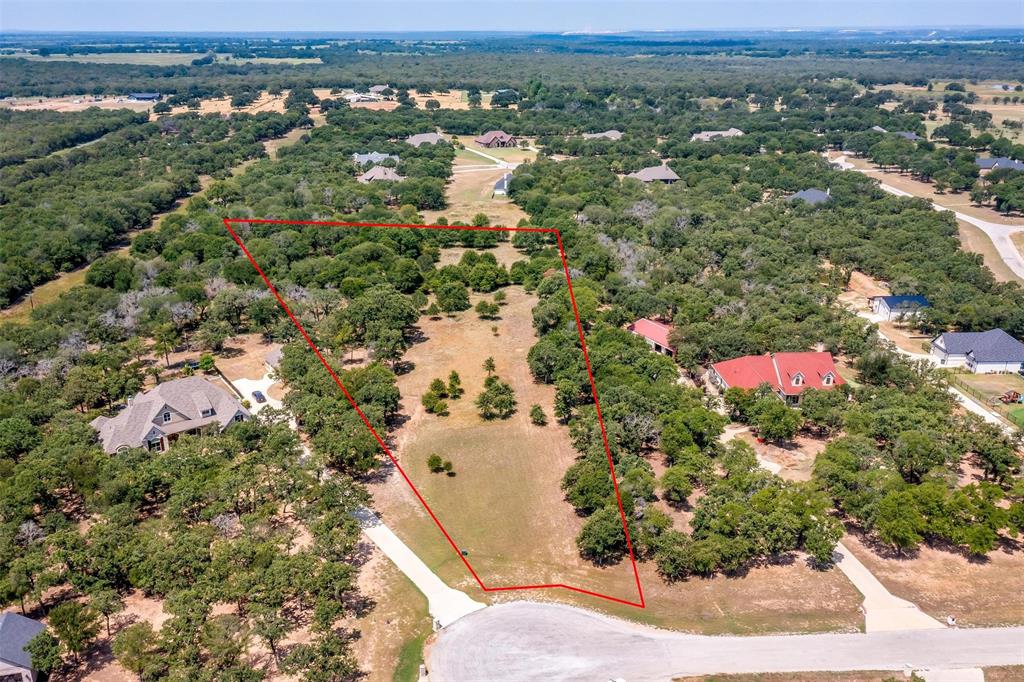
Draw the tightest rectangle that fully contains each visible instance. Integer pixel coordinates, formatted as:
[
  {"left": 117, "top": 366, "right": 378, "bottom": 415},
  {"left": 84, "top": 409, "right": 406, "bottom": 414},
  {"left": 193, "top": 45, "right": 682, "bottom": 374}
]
[{"left": 2, "top": 1, "right": 1022, "bottom": 33}]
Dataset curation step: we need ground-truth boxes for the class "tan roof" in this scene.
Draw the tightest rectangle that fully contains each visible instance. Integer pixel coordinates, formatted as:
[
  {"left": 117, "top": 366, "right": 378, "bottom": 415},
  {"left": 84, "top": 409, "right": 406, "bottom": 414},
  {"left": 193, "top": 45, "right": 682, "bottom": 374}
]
[
  {"left": 358, "top": 165, "right": 405, "bottom": 183},
  {"left": 406, "top": 132, "right": 444, "bottom": 147},
  {"left": 627, "top": 165, "right": 680, "bottom": 182},
  {"left": 475, "top": 130, "right": 516, "bottom": 145},
  {"left": 90, "top": 377, "right": 249, "bottom": 453}
]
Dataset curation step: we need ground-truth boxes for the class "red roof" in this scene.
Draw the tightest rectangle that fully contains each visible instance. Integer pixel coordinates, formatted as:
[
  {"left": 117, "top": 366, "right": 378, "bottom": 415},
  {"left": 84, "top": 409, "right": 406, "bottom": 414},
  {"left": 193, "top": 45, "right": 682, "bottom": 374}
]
[
  {"left": 711, "top": 352, "right": 844, "bottom": 397},
  {"left": 628, "top": 319, "right": 674, "bottom": 351}
]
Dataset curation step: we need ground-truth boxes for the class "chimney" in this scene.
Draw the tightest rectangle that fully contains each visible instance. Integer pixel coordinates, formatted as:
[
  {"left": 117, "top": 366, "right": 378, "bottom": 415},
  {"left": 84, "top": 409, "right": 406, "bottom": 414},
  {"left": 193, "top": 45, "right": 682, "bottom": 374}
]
[{"left": 826, "top": 187, "right": 831, "bottom": 196}]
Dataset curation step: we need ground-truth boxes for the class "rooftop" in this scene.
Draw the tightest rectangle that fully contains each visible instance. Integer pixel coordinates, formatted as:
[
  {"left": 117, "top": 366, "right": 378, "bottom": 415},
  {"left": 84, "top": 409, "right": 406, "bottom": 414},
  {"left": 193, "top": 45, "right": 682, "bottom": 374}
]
[
  {"left": 712, "top": 351, "right": 844, "bottom": 397},
  {"left": 628, "top": 318, "right": 674, "bottom": 351},
  {"left": 0, "top": 612, "right": 45, "bottom": 670},
  {"left": 788, "top": 188, "right": 831, "bottom": 205},
  {"left": 934, "top": 329, "right": 1024, "bottom": 363},
  {"left": 627, "top": 165, "right": 680, "bottom": 182}
]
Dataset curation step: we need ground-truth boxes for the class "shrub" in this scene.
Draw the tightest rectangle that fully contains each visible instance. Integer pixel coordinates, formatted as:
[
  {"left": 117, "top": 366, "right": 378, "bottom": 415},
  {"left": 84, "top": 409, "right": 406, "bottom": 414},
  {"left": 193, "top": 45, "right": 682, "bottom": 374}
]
[
  {"left": 475, "top": 376, "right": 517, "bottom": 419},
  {"left": 529, "top": 404, "right": 547, "bottom": 425},
  {"left": 427, "top": 453, "right": 444, "bottom": 473},
  {"left": 429, "top": 378, "right": 449, "bottom": 398}
]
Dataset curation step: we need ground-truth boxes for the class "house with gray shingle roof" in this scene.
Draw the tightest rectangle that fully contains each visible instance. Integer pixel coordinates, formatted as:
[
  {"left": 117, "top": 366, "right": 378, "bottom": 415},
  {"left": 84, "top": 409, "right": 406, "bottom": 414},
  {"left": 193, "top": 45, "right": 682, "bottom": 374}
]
[
  {"left": 0, "top": 612, "right": 46, "bottom": 682},
  {"left": 357, "top": 166, "right": 405, "bottom": 183},
  {"left": 976, "top": 156, "right": 1024, "bottom": 174},
  {"left": 787, "top": 188, "right": 831, "bottom": 206},
  {"left": 930, "top": 329, "right": 1024, "bottom": 374},
  {"left": 352, "top": 152, "right": 399, "bottom": 166},
  {"left": 492, "top": 172, "right": 513, "bottom": 196},
  {"left": 405, "top": 132, "right": 444, "bottom": 147},
  {"left": 893, "top": 131, "right": 923, "bottom": 141},
  {"left": 90, "top": 377, "right": 249, "bottom": 454},
  {"left": 627, "top": 165, "right": 680, "bottom": 184},
  {"left": 582, "top": 130, "right": 623, "bottom": 141},
  {"left": 690, "top": 127, "right": 744, "bottom": 142}
]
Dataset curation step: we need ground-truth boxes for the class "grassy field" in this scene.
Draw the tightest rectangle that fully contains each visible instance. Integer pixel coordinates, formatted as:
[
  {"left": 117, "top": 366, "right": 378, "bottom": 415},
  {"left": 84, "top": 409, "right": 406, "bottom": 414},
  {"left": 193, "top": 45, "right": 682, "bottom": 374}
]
[
  {"left": 449, "top": 135, "right": 538, "bottom": 164},
  {"left": 842, "top": 531, "right": 1024, "bottom": 627},
  {"left": 423, "top": 166, "right": 529, "bottom": 227},
  {"left": 349, "top": 547, "right": 432, "bottom": 682},
  {"left": 1, "top": 51, "right": 208, "bottom": 65},
  {"left": 957, "top": 220, "right": 1024, "bottom": 284},
  {"left": 370, "top": 257, "right": 864, "bottom": 634}
]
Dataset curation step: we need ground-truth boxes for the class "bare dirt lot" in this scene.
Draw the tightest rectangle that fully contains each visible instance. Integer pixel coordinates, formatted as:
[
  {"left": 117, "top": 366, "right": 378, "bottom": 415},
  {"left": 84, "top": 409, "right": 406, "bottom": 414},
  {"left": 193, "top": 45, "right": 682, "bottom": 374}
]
[
  {"left": 841, "top": 531, "right": 1024, "bottom": 628},
  {"left": 0, "top": 96, "right": 153, "bottom": 113}
]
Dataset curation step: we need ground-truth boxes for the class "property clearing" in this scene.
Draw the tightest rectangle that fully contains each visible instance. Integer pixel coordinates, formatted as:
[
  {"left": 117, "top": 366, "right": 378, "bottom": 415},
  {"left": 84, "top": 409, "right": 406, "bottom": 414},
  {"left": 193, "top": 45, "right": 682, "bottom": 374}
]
[
  {"left": 840, "top": 531, "right": 1024, "bottom": 628},
  {"left": 422, "top": 166, "right": 529, "bottom": 226}
]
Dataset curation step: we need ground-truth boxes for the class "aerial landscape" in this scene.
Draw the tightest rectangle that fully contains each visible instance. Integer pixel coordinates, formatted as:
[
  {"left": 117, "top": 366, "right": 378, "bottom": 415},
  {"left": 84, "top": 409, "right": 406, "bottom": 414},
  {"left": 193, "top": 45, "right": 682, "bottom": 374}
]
[{"left": 1, "top": 1, "right": 1024, "bottom": 680}]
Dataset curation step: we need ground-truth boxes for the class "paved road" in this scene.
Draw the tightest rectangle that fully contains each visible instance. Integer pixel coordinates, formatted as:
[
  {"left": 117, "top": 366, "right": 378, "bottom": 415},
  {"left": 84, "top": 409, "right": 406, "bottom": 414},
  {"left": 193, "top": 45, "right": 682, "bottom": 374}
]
[
  {"left": 427, "top": 602, "right": 1024, "bottom": 682},
  {"left": 238, "top": 368, "right": 487, "bottom": 629},
  {"left": 353, "top": 507, "right": 485, "bottom": 628},
  {"left": 832, "top": 154, "right": 1024, "bottom": 280}
]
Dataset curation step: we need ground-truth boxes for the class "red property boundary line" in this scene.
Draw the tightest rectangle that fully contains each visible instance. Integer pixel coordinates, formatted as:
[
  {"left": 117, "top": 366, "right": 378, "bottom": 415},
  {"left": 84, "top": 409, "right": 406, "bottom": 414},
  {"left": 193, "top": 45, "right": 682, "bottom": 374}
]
[{"left": 222, "top": 218, "right": 646, "bottom": 609}]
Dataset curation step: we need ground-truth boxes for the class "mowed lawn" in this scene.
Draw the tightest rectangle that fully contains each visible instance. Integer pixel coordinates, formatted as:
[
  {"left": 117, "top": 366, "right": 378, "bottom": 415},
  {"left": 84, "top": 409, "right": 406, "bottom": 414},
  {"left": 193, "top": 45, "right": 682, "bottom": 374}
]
[
  {"left": 370, "top": 251, "right": 864, "bottom": 633},
  {"left": 951, "top": 371, "right": 1024, "bottom": 426}
]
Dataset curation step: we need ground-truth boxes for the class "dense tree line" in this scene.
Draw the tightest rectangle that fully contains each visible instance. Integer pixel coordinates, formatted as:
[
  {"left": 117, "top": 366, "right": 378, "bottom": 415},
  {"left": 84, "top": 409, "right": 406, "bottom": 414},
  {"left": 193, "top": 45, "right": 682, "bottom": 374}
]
[
  {"left": 0, "top": 107, "right": 146, "bottom": 167},
  {"left": 0, "top": 110, "right": 305, "bottom": 307}
]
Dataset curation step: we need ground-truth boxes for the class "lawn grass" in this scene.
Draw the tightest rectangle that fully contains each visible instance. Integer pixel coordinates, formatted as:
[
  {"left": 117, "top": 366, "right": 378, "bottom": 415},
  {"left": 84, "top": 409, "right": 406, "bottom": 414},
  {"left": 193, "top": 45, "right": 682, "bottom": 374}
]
[
  {"left": 394, "top": 631, "right": 430, "bottom": 682},
  {"left": 949, "top": 372, "right": 1024, "bottom": 427}
]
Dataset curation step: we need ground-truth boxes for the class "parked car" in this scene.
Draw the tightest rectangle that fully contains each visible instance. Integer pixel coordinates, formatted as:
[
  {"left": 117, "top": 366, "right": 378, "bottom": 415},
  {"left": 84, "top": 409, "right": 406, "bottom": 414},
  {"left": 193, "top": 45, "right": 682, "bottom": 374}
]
[{"left": 251, "top": 390, "right": 266, "bottom": 403}]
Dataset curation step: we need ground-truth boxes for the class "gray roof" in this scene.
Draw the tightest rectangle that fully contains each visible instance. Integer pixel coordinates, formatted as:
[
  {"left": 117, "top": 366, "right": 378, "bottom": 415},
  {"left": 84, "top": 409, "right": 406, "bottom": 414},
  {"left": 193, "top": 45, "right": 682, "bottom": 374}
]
[
  {"left": 406, "top": 132, "right": 444, "bottom": 147},
  {"left": 934, "top": 329, "right": 1024, "bottom": 363},
  {"left": 358, "top": 165, "right": 405, "bottom": 183},
  {"left": 976, "top": 156, "right": 1024, "bottom": 171},
  {"left": 0, "top": 612, "right": 45, "bottom": 670},
  {"left": 353, "top": 152, "right": 399, "bottom": 166},
  {"left": 788, "top": 188, "right": 831, "bottom": 205},
  {"left": 893, "top": 131, "right": 923, "bottom": 141},
  {"left": 871, "top": 125, "right": 888, "bottom": 133},
  {"left": 90, "top": 377, "right": 249, "bottom": 454},
  {"left": 628, "top": 165, "right": 680, "bottom": 182},
  {"left": 690, "top": 127, "right": 744, "bottom": 142},
  {"left": 265, "top": 347, "right": 283, "bottom": 369},
  {"left": 582, "top": 130, "right": 623, "bottom": 141},
  {"left": 493, "top": 172, "right": 512, "bottom": 192},
  {"left": 368, "top": 85, "right": 389, "bottom": 93}
]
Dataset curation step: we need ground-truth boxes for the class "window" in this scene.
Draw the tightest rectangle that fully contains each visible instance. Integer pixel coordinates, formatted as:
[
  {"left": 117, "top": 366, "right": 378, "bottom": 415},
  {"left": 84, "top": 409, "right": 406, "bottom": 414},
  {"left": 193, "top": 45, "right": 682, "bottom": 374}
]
[
  {"left": 823, "top": 373, "right": 834, "bottom": 386},
  {"left": 792, "top": 374, "right": 803, "bottom": 387},
  {"left": 162, "top": 411, "right": 172, "bottom": 423},
  {"left": 148, "top": 438, "right": 164, "bottom": 452},
  {"left": 234, "top": 414, "right": 244, "bottom": 422},
  {"left": 201, "top": 408, "right": 214, "bottom": 417}
]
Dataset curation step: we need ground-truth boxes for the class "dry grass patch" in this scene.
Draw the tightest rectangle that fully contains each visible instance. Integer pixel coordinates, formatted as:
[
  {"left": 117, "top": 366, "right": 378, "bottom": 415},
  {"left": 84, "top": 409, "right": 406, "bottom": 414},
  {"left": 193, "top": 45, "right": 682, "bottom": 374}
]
[
  {"left": 957, "top": 220, "right": 1024, "bottom": 284},
  {"left": 370, "top": 284, "right": 639, "bottom": 598},
  {"left": 841, "top": 531, "right": 1024, "bottom": 627},
  {"left": 423, "top": 167, "right": 529, "bottom": 226}
]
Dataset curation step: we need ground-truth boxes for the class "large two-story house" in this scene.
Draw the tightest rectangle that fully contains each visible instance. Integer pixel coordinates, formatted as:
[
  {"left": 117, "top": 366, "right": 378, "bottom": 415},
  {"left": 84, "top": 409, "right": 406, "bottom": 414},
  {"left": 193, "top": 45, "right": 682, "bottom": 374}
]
[
  {"left": 90, "top": 377, "right": 250, "bottom": 454},
  {"left": 709, "top": 351, "right": 845, "bottom": 404}
]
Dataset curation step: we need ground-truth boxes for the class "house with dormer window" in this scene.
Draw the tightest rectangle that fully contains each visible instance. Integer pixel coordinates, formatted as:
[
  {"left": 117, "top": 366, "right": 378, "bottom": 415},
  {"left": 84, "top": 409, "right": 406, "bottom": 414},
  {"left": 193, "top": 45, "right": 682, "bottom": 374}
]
[
  {"left": 90, "top": 377, "right": 250, "bottom": 454},
  {"left": 708, "top": 351, "right": 844, "bottom": 404}
]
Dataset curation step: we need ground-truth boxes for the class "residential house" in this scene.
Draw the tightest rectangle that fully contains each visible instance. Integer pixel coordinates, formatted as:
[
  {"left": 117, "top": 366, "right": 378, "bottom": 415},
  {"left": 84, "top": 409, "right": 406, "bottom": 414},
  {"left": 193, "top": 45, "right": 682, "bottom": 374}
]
[
  {"left": 709, "top": 352, "right": 845, "bottom": 404},
  {"left": 627, "top": 165, "right": 680, "bottom": 184},
  {"left": 352, "top": 152, "right": 399, "bottom": 166},
  {"left": 628, "top": 318, "right": 675, "bottom": 358},
  {"left": 930, "top": 329, "right": 1024, "bottom": 374},
  {"left": 128, "top": 92, "right": 162, "bottom": 101},
  {"left": 492, "top": 172, "right": 513, "bottom": 196},
  {"left": 690, "top": 127, "right": 744, "bottom": 142},
  {"left": 358, "top": 165, "right": 405, "bottom": 183},
  {"left": 870, "top": 125, "right": 888, "bottom": 133},
  {"left": 582, "top": 130, "right": 623, "bottom": 141},
  {"left": 787, "top": 187, "right": 831, "bottom": 206},
  {"left": 0, "top": 612, "right": 46, "bottom": 682},
  {"left": 869, "top": 295, "right": 931, "bottom": 321},
  {"left": 265, "top": 347, "right": 283, "bottom": 373},
  {"left": 893, "top": 131, "right": 924, "bottom": 141},
  {"left": 976, "top": 156, "right": 1024, "bottom": 174},
  {"left": 475, "top": 130, "right": 517, "bottom": 148},
  {"left": 90, "top": 377, "right": 250, "bottom": 454},
  {"left": 368, "top": 84, "right": 390, "bottom": 94},
  {"left": 406, "top": 132, "right": 444, "bottom": 147},
  {"left": 344, "top": 93, "right": 382, "bottom": 104}
]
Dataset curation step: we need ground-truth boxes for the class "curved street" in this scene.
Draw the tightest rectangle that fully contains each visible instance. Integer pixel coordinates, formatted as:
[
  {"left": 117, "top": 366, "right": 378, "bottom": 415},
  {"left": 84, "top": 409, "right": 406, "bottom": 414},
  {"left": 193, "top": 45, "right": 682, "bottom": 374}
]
[{"left": 427, "top": 601, "right": 1024, "bottom": 682}]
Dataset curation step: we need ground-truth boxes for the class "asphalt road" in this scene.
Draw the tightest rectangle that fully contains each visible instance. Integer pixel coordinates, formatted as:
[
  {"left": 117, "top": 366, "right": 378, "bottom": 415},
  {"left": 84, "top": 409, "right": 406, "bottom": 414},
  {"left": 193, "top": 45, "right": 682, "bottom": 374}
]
[{"left": 427, "top": 602, "right": 1024, "bottom": 682}]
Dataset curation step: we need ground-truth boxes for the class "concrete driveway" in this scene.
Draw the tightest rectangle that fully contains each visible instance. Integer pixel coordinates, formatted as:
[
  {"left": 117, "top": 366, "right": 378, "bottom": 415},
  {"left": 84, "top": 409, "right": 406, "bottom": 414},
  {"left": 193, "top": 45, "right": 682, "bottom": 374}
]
[{"left": 427, "top": 601, "right": 1024, "bottom": 682}]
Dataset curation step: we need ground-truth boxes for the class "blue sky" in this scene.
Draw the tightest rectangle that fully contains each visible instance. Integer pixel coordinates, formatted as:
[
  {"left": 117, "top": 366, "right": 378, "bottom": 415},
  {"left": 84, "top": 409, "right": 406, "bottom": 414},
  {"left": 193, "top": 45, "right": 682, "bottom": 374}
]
[{"left": 1, "top": 1, "right": 1021, "bottom": 33}]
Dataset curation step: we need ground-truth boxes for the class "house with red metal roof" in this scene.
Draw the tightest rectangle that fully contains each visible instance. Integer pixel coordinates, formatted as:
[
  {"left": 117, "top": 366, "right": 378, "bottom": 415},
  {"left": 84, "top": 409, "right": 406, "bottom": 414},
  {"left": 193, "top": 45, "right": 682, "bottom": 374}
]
[
  {"left": 627, "top": 318, "right": 675, "bottom": 358},
  {"left": 709, "top": 351, "right": 844, "bottom": 403}
]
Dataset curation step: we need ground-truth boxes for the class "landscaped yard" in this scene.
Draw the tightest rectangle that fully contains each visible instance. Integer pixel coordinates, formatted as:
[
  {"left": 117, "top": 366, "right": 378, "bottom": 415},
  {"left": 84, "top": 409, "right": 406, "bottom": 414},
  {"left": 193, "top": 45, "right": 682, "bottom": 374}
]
[{"left": 947, "top": 371, "right": 1024, "bottom": 426}]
